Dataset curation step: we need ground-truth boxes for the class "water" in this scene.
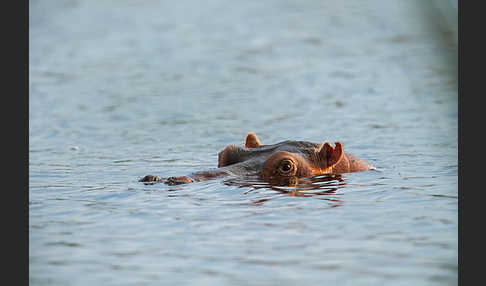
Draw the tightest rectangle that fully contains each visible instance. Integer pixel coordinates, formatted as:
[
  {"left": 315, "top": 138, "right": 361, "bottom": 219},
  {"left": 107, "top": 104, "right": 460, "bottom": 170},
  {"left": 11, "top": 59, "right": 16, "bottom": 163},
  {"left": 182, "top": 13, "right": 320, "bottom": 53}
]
[{"left": 29, "top": 0, "right": 458, "bottom": 285}]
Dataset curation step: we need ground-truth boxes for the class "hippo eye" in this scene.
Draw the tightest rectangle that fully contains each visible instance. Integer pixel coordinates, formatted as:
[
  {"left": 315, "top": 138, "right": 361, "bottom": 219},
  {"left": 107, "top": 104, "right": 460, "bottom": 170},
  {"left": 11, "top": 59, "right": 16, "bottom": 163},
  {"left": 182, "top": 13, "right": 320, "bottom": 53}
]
[
  {"left": 278, "top": 160, "right": 295, "bottom": 175},
  {"left": 281, "top": 163, "right": 292, "bottom": 172}
]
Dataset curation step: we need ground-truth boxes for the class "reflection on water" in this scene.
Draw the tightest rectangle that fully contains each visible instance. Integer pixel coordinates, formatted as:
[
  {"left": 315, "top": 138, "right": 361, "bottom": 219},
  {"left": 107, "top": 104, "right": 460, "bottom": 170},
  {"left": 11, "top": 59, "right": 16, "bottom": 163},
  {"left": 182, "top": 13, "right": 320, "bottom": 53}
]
[
  {"left": 226, "top": 174, "right": 343, "bottom": 193},
  {"left": 227, "top": 174, "right": 346, "bottom": 207},
  {"left": 143, "top": 172, "right": 346, "bottom": 199}
]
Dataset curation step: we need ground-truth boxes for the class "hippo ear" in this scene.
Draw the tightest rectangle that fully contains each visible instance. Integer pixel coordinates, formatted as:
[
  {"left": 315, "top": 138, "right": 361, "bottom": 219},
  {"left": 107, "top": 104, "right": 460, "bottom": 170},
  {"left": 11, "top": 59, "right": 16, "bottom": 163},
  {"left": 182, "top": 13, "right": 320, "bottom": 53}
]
[
  {"left": 245, "top": 132, "right": 262, "bottom": 148},
  {"left": 318, "top": 142, "right": 343, "bottom": 169}
]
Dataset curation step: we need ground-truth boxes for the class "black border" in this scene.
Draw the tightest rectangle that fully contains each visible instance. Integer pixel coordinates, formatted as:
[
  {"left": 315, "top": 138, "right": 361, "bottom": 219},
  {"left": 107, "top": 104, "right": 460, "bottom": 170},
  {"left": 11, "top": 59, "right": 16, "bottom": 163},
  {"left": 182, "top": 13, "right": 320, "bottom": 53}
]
[
  {"left": 8, "top": 0, "right": 29, "bottom": 284},
  {"left": 458, "top": 0, "right": 480, "bottom": 285}
]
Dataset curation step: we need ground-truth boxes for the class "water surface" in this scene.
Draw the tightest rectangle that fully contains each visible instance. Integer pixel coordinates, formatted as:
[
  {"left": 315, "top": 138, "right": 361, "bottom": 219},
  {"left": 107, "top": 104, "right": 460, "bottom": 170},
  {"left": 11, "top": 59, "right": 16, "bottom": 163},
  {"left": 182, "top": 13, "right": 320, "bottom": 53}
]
[{"left": 30, "top": 0, "right": 457, "bottom": 285}]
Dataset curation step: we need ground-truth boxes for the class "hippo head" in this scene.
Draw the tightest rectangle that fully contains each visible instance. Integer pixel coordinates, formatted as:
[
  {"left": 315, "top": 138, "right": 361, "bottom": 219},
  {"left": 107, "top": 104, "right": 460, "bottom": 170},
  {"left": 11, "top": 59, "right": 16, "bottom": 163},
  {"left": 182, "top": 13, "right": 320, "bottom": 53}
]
[
  {"left": 140, "top": 132, "right": 373, "bottom": 186},
  {"left": 217, "top": 133, "right": 344, "bottom": 184}
]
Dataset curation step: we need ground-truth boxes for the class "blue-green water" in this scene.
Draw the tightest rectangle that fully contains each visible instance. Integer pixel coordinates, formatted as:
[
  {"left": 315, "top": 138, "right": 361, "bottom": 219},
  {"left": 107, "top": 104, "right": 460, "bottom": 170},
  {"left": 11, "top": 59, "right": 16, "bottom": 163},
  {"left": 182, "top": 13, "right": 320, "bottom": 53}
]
[{"left": 29, "top": 0, "right": 457, "bottom": 285}]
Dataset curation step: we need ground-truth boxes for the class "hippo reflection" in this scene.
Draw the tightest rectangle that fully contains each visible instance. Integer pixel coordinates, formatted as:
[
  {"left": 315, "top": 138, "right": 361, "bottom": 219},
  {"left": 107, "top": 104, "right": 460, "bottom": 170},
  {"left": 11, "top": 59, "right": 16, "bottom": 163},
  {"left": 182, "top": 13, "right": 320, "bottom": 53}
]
[{"left": 140, "top": 133, "right": 374, "bottom": 186}]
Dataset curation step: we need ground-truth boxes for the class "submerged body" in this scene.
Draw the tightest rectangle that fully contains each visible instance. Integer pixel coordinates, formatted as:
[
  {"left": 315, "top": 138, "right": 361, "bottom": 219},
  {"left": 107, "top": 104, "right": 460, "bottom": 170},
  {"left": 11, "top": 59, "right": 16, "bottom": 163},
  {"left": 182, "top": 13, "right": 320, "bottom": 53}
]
[{"left": 140, "top": 133, "right": 374, "bottom": 185}]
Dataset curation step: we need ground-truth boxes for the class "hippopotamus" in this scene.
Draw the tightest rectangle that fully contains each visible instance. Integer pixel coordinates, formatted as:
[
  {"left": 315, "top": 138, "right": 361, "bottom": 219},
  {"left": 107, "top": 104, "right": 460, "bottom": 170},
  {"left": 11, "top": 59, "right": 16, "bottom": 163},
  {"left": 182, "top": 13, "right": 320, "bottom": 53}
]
[{"left": 140, "top": 133, "right": 374, "bottom": 186}]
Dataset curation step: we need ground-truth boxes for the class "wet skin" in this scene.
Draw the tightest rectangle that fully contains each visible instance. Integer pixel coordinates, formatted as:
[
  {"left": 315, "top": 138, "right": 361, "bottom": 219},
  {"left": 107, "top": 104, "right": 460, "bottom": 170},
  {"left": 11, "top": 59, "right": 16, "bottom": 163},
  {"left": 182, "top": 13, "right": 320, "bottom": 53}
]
[{"left": 139, "top": 133, "right": 374, "bottom": 186}]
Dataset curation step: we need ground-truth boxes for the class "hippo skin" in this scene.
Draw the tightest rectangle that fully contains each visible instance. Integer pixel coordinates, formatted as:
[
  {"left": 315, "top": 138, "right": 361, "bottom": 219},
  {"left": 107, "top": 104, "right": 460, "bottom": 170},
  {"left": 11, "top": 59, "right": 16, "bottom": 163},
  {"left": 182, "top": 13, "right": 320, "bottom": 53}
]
[{"left": 139, "top": 133, "right": 374, "bottom": 185}]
